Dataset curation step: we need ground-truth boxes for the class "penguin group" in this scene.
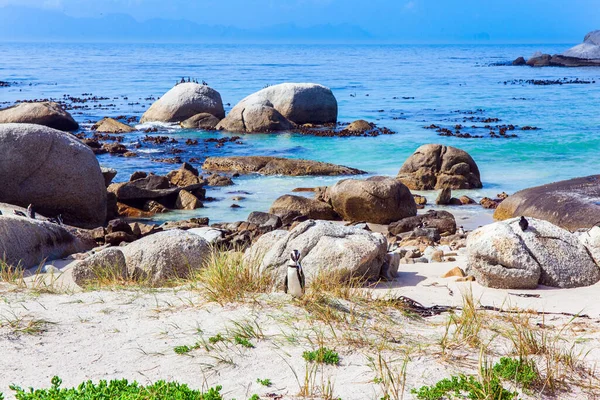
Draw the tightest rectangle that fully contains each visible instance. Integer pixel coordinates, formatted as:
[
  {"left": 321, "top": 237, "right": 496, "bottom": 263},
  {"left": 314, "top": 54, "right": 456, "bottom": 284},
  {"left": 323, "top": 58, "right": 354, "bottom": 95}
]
[
  {"left": 284, "top": 250, "right": 305, "bottom": 298},
  {"left": 175, "top": 77, "right": 207, "bottom": 86},
  {"left": 6, "top": 204, "right": 63, "bottom": 225}
]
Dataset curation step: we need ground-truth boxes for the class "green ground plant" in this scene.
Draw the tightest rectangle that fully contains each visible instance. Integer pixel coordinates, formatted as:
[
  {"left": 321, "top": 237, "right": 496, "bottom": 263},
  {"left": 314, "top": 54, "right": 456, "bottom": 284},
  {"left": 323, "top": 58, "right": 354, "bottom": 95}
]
[
  {"left": 256, "top": 378, "right": 272, "bottom": 387},
  {"left": 302, "top": 347, "right": 340, "bottom": 366}
]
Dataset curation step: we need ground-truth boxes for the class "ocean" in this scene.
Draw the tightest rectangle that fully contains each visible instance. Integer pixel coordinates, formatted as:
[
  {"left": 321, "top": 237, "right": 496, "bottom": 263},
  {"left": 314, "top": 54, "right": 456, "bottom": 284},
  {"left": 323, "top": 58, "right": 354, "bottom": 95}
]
[{"left": 1, "top": 42, "right": 599, "bottom": 228}]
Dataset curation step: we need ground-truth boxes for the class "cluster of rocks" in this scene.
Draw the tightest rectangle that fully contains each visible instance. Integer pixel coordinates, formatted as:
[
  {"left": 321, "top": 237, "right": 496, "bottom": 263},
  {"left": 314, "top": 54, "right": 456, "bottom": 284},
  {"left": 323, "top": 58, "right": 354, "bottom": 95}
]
[{"left": 513, "top": 30, "right": 600, "bottom": 67}]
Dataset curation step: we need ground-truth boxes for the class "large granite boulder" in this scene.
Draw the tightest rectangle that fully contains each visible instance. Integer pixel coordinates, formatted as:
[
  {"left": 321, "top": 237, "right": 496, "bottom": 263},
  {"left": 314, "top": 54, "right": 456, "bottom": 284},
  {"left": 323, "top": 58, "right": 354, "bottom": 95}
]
[
  {"left": 0, "top": 215, "right": 94, "bottom": 269},
  {"left": 327, "top": 176, "right": 417, "bottom": 224},
  {"left": 71, "top": 248, "right": 128, "bottom": 286},
  {"left": 121, "top": 230, "right": 211, "bottom": 284},
  {"left": 216, "top": 83, "right": 337, "bottom": 133},
  {"left": 494, "top": 175, "right": 600, "bottom": 231},
  {"left": 467, "top": 218, "right": 600, "bottom": 289},
  {"left": 562, "top": 30, "right": 600, "bottom": 60},
  {"left": 0, "top": 124, "right": 107, "bottom": 228},
  {"left": 202, "top": 156, "right": 365, "bottom": 176},
  {"left": 140, "top": 83, "right": 225, "bottom": 123},
  {"left": 269, "top": 195, "right": 339, "bottom": 225},
  {"left": 397, "top": 144, "right": 482, "bottom": 190},
  {"left": 92, "top": 117, "right": 135, "bottom": 133},
  {"left": 245, "top": 220, "right": 387, "bottom": 283},
  {"left": 388, "top": 210, "right": 457, "bottom": 235},
  {"left": 0, "top": 102, "right": 78, "bottom": 131}
]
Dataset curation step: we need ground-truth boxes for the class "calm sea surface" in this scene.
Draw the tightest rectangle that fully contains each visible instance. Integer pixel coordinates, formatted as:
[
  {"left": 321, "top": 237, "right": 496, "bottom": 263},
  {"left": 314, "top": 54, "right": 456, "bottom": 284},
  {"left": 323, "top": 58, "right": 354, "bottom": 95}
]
[{"left": 1, "top": 43, "right": 599, "bottom": 227}]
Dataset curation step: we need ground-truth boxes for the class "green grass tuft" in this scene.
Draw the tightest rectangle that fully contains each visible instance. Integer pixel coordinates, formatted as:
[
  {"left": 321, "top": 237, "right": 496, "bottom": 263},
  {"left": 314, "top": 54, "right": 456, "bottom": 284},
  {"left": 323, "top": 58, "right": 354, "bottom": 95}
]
[
  {"left": 234, "top": 335, "right": 254, "bottom": 348},
  {"left": 302, "top": 347, "right": 340, "bottom": 366},
  {"left": 208, "top": 333, "right": 225, "bottom": 344},
  {"left": 256, "top": 378, "right": 272, "bottom": 387}
]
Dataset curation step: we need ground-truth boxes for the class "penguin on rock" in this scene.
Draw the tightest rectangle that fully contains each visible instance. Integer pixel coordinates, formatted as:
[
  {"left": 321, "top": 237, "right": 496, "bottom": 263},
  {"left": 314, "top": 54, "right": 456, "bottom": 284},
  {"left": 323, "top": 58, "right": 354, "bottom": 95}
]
[{"left": 284, "top": 250, "right": 305, "bottom": 298}]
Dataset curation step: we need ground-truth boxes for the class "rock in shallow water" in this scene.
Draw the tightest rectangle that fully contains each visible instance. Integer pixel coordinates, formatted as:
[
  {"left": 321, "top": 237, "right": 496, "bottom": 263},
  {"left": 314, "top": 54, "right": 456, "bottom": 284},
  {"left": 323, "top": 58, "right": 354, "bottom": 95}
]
[
  {"left": 269, "top": 195, "right": 339, "bottom": 225},
  {"left": 202, "top": 156, "right": 365, "bottom": 176},
  {"left": 467, "top": 218, "right": 600, "bottom": 289},
  {"left": 245, "top": 220, "right": 387, "bottom": 283}
]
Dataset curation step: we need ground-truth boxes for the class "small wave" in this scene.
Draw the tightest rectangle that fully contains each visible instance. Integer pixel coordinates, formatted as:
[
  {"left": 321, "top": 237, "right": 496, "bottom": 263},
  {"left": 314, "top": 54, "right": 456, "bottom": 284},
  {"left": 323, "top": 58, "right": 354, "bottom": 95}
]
[{"left": 135, "top": 121, "right": 182, "bottom": 132}]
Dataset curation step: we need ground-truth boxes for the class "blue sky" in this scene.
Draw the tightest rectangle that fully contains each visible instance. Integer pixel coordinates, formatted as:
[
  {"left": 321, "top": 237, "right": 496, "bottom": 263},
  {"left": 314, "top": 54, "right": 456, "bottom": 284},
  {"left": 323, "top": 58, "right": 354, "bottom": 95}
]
[{"left": 0, "top": 0, "right": 598, "bottom": 43}]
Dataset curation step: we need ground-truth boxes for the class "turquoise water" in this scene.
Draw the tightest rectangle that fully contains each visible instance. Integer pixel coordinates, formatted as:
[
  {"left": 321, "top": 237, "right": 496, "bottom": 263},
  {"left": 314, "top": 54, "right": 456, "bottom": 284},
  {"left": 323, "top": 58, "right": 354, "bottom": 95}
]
[{"left": 1, "top": 43, "right": 599, "bottom": 227}]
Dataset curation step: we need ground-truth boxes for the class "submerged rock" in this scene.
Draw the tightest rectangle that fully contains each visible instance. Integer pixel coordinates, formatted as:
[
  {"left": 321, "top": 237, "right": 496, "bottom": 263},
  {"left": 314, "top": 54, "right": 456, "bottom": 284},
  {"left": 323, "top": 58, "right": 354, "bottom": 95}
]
[
  {"left": 327, "top": 176, "right": 417, "bottom": 224},
  {"left": 467, "top": 218, "right": 600, "bottom": 289},
  {"left": 494, "top": 175, "right": 600, "bottom": 231},
  {"left": 217, "top": 83, "right": 337, "bottom": 133},
  {"left": 140, "top": 83, "right": 225, "bottom": 123},
  {"left": 202, "top": 156, "right": 365, "bottom": 176},
  {"left": 398, "top": 144, "right": 482, "bottom": 190},
  {"left": 246, "top": 220, "right": 387, "bottom": 283},
  {"left": 0, "top": 102, "right": 78, "bottom": 131},
  {"left": 0, "top": 124, "right": 107, "bottom": 228}
]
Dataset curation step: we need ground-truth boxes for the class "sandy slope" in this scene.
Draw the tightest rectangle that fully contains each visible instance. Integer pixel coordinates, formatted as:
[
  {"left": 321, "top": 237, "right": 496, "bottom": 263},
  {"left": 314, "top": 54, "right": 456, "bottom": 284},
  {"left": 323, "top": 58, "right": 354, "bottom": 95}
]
[{"left": 1, "top": 257, "right": 600, "bottom": 400}]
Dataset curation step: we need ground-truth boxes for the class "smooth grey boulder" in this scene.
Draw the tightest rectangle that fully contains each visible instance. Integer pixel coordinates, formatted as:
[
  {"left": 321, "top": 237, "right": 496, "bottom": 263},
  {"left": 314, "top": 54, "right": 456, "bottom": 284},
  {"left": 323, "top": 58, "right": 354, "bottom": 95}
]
[
  {"left": 140, "top": 83, "right": 225, "bottom": 123},
  {"left": 217, "top": 83, "right": 337, "bottom": 132},
  {"left": 327, "top": 176, "right": 417, "bottom": 224},
  {"left": 398, "top": 144, "right": 482, "bottom": 190},
  {"left": 71, "top": 248, "right": 128, "bottom": 286},
  {"left": 0, "top": 124, "right": 107, "bottom": 228},
  {"left": 121, "top": 230, "right": 211, "bottom": 284},
  {"left": 577, "top": 226, "right": 600, "bottom": 266},
  {"left": 0, "top": 215, "right": 94, "bottom": 269},
  {"left": 245, "top": 220, "right": 387, "bottom": 283},
  {"left": 467, "top": 218, "right": 600, "bottom": 289},
  {"left": 187, "top": 227, "right": 225, "bottom": 244},
  {"left": 562, "top": 30, "right": 600, "bottom": 60},
  {"left": 0, "top": 102, "right": 78, "bottom": 131}
]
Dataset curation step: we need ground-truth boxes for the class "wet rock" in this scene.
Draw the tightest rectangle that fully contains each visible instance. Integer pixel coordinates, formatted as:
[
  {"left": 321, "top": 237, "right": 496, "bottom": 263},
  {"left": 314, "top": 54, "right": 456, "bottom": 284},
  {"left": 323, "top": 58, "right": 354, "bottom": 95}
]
[
  {"left": 217, "top": 83, "right": 337, "bottom": 132},
  {"left": 202, "top": 156, "right": 365, "bottom": 176},
  {"left": 247, "top": 211, "right": 283, "bottom": 230},
  {"left": 435, "top": 187, "right": 452, "bottom": 205},
  {"left": 140, "top": 83, "right": 225, "bottom": 123},
  {"left": 175, "top": 190, "right": 202, "bottom": 210},
  {"left": 512, "top": 56, "right": 526, "bottom": 66},
  {"left": 413, "top": 194, "right": 427, "bottom": 206},
  {"left": 327, "top": 176, "right": 416, "bottom": 224},
  {"left": 269, "top": 194, "right": 339, "bottom": 225},
  {"left": 388, "top": 210, "right": 457, "bottom": 235},
  {"left": 398, "top": 144, "right": 482, "bottom": 190},
  {"left": 121, "top": 230, "right": 211, "bottom": 284},
  {"left": 459, "top": 195, "right": 476, "bottom": 205},
  {"left": 92, "top": 117, "right": 135, "bottom": 133},
  {"left": 0, "top": 214, "right": 94, "bottom": 269},
  {"left": 246, "top": 220, "right": 387, "bottom": 283},
  {"left": 494, "top": 175, "right": 600, "bottom": 231},
  {"left": 180, "top": 113, "right": 221, "bottom": 130},
  {"left": 480, "top": 197, "right": 500, "bottom": 209},
  {"left": 166, "top": 164, "right": 202, "bottom": 187},
  {"left": 344, "top": 119, "right": 373, "bottom": 133},
  {"left": 102, "top": 143, "right": 128, "bottom": 154},
  {"left": 130, "top": 171, "right": 147, "bottom": 181},
  {"left": 467, "top": 218, "right": 600, "bottom": 289},
  {"left": 206, "top": 173, "right": 233, "bottom": 186},
  {"left": 0, "top": 124, "right": 106, "bottom": 228},
  {"left": 0, "top": 101, "right": 78, "bottom": 131}
]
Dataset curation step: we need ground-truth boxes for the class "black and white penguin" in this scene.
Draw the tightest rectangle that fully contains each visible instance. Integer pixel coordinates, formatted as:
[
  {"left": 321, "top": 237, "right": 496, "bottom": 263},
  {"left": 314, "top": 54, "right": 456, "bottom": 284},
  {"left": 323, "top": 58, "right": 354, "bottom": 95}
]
[
  {"left": 48, "top": 214, "right": 63, "bottom": 225},
  {"left": 0, "top": 209, "right": 2, "bottom": 216},
  {"left": 519, "top": 216, "right": 529, "bottom": 232},
  {"left": 26, "top": 204, "right": 35, "bottom": 219},
  {"left": 458, "top": 226, "right": 465, "bottom": 235},
  {"left": 284, "top": 250, "right": 305, "bottom": 298},
  {"left": 13, "top": 210, "right": 26, "bottom": 217}
]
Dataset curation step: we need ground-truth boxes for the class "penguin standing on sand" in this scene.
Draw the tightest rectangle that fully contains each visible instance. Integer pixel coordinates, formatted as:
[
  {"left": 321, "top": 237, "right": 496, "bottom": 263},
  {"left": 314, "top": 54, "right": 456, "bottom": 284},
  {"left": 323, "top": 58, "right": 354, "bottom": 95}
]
[
  {"left": 519, "top": 216, "right": 529, "bottom": 232},
  {"left": 284, "top": 250, "right": 305, "bottom": 298}
]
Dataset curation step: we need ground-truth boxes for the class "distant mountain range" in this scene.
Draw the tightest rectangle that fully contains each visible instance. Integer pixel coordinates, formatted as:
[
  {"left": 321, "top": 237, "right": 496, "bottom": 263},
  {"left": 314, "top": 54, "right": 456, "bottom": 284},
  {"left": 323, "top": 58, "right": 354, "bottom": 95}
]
[{"left": 0, "top": 6, "right": 373, "bottom": 43}]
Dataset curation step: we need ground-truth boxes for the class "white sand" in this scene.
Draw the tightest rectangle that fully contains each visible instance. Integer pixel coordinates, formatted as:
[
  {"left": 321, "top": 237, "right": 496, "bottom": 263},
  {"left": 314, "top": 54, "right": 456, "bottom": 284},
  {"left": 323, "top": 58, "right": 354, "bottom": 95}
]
[{"left": 1, "top": 257, "right": 599, "bottom": 400}]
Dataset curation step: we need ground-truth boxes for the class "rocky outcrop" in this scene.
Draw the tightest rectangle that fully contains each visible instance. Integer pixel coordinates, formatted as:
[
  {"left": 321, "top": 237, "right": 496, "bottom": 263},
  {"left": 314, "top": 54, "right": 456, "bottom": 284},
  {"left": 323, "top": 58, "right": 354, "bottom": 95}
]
[
  {"left": 516, "top": 31, "right": 600, "bottom": 67},
  {"left": 121, "top": 230, "right": 211, "bottom": 284},
  {"left": 0, "top": 124, "right": 107, "bottom": 228},
  {"left": 326, "top": 176, "right": 417, "bottom": 224},
  {"left": 388, "top": 210, "right": 457, "bottom": 236},
  {"left": 245, "top": 220, "right": 387, "bottom": 283},
  {"left": 269, "top": 195, "right": 339, "bottom": 225},
  {"left": 467, "top": 218, "right": 600, "bottom": 289},
  {"left": 0, "top": 215, "right": 94, "bottom": 269},
  {"left": 398, "top": 144, "right": 482, "bottom": 190},
  {"left": 0, "top": 102, "right": 78, "bottom": 131},
  {"left": 494, "top": 175, "right": 600, "bottom": 231},
  {"left": 216, "top": 83, "right": 337, "bottom": 133},
  {"left": 92, "top": 118, "right": 135, "bottom": 133},
  {"left": 562, "top": 30, "right": 600, "bottom": 60},
  {"left": 202, "top": 156, "right": 365, "bottom": 176},
  {"left": 180, "top": 113, "right": 221, "bottom": 130},
  {"left": 140, "top": 83, "right": 225, "bottom": 123}
]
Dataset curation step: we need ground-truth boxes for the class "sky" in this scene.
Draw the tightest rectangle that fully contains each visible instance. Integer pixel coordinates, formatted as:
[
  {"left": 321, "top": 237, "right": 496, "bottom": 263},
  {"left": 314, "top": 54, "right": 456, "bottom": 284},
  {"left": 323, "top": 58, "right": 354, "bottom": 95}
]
[{"left": 0, "top": 0, "right": 598, "bottom": 43}]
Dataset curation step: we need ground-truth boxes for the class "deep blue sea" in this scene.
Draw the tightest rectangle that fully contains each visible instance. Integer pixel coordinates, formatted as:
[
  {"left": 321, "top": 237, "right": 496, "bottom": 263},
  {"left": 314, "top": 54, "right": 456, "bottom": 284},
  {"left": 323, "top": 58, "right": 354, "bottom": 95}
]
[{"left": 1, "top": 43, "right": 599, "bottom": 228}]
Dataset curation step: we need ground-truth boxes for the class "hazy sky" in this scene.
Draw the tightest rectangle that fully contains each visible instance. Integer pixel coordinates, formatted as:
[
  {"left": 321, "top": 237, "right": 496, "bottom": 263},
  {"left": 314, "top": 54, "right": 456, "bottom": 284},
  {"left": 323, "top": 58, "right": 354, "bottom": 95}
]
[{"left": 1, "top": 0, "right": 598, "bottom": 42}]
